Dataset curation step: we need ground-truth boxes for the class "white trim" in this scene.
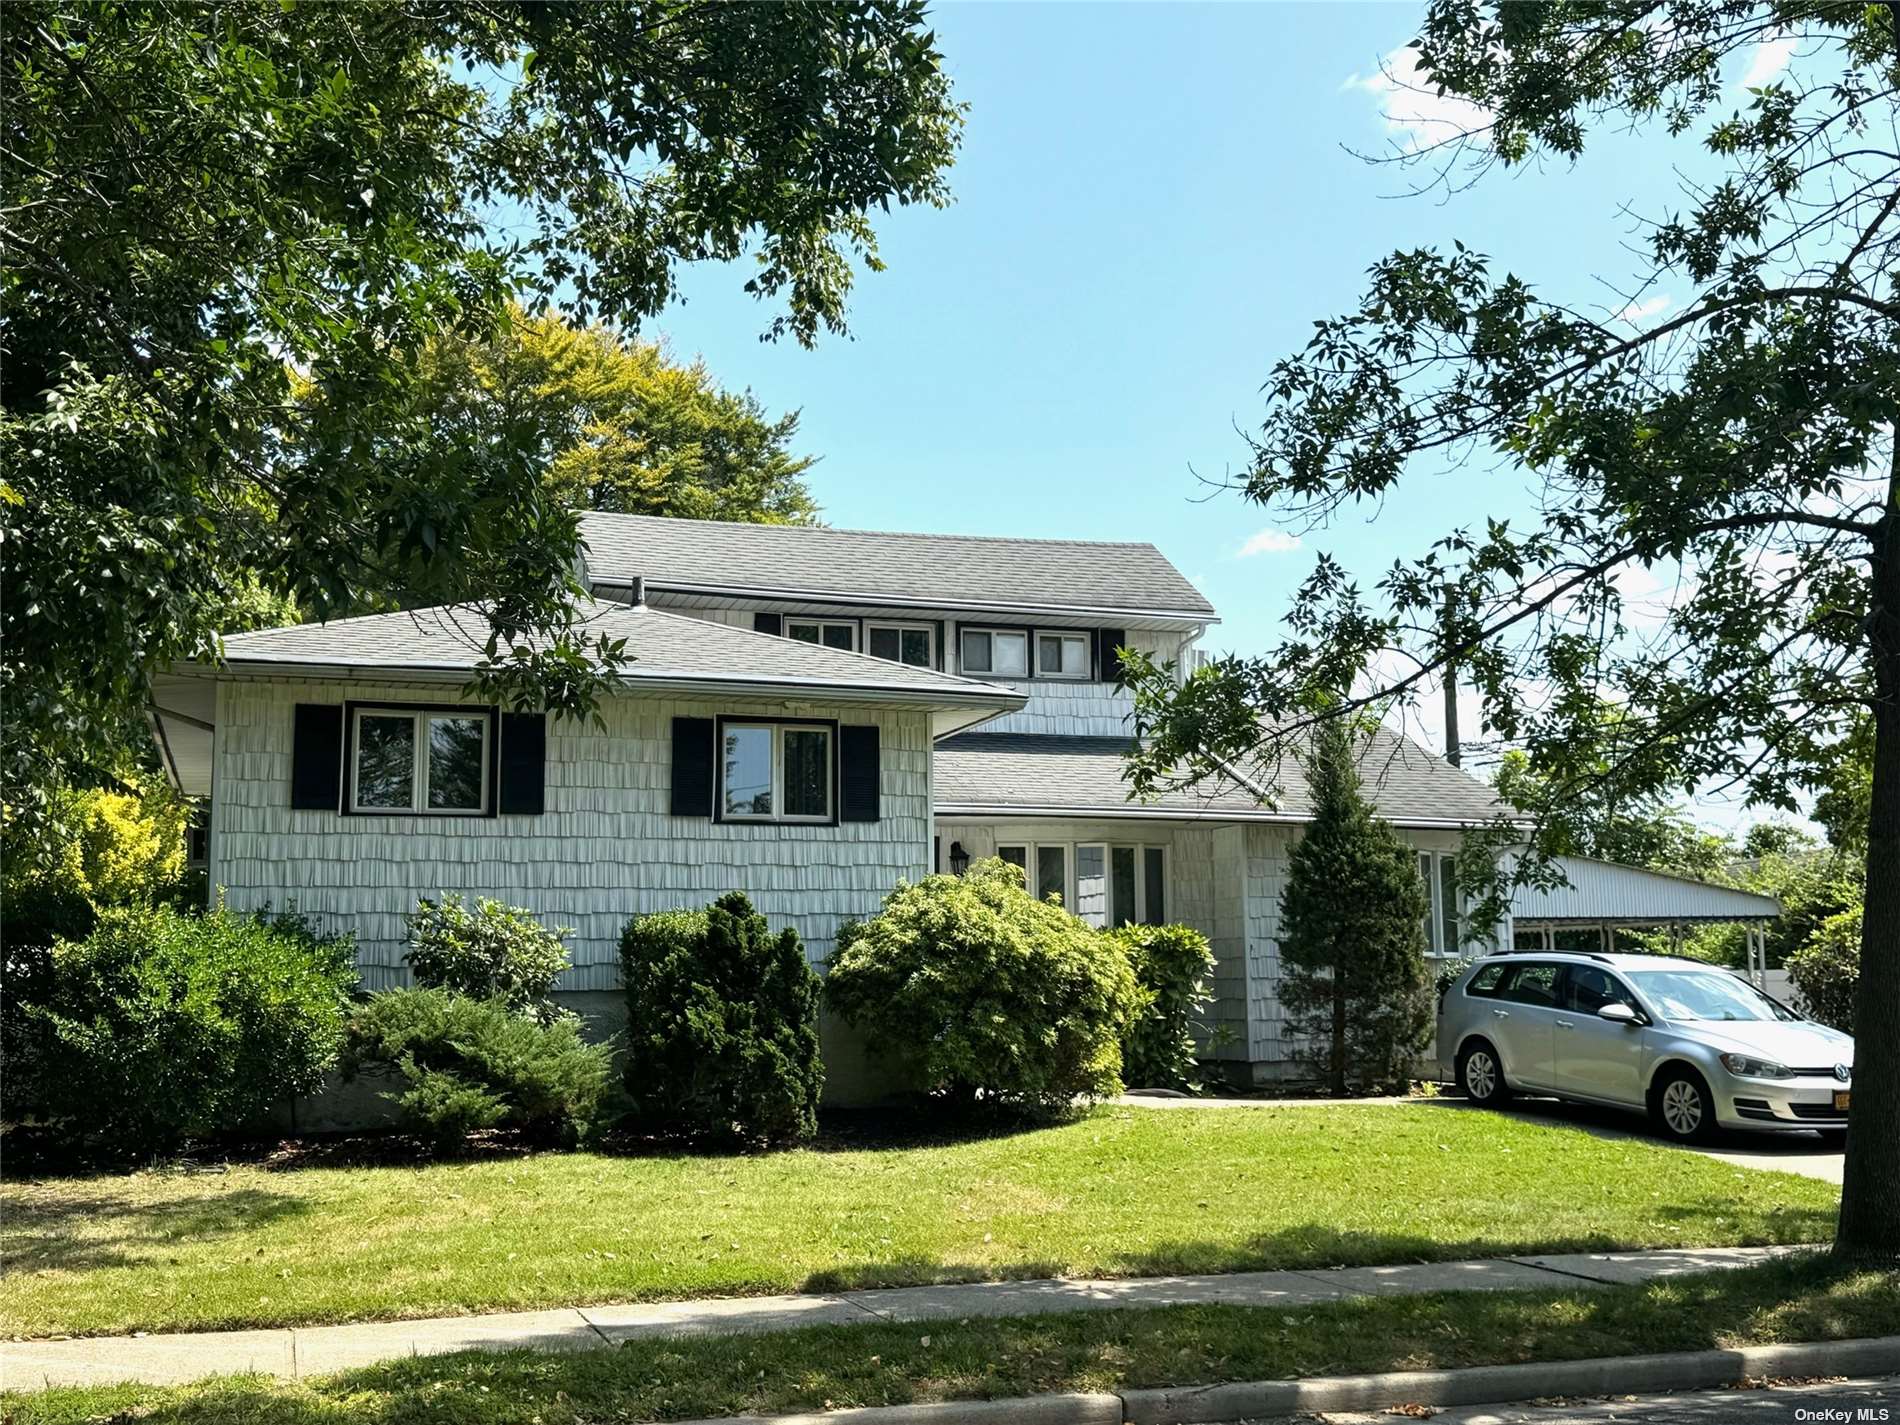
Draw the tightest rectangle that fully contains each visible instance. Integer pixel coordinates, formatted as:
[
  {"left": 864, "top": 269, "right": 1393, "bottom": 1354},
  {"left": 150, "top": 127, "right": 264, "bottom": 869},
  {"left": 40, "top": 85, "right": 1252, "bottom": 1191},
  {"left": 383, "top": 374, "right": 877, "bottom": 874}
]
[
  {"left": 719, "top": 720, "right": 834, "bottom": 824},
  {"left": 349, "top": 707, "right": 490, "bottom": 816},
  {"left": 865, "top": 620, "right": 936, "bottom": 669}
]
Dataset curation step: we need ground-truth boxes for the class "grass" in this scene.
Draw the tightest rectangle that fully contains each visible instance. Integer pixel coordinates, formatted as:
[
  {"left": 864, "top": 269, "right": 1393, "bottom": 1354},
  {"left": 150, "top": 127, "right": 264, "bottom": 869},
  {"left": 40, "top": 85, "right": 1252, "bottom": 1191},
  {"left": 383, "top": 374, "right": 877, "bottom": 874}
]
[
  {"left": 6, "top": 1257, "right": 1896, "bottom": 1423},
  {"left": 1, "top": 1104, "right": 1838, "bottom": 1339}
]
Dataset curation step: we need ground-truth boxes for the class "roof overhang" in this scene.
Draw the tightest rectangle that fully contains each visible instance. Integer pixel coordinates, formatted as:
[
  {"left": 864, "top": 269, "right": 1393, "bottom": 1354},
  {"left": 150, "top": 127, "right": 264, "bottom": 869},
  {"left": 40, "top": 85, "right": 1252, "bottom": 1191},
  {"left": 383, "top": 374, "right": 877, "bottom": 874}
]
[
  {"left": 933, "top": 800, "right": 1499, "bottom": 830},
  {"left": 592, "top": 580, "right": 1218, "bottom": 630}
]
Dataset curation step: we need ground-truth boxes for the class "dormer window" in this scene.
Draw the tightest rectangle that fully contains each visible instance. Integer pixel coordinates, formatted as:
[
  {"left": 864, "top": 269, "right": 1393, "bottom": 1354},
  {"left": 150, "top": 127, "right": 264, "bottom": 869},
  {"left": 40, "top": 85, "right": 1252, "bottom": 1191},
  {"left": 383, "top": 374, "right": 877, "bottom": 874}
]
[
  {"left": 1037, "top": 633, "right": 1091, "bottom": 679},
  {"left": 959, "top": 628, "right": 1028, "bottom": 678}
]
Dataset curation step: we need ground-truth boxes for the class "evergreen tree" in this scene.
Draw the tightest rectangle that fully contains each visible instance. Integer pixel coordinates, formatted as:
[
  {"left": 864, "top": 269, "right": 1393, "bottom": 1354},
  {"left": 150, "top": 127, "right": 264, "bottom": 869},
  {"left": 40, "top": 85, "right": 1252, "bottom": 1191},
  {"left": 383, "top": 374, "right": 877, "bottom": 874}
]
[{"left": 1278, "top": 721, "right": 1433, "bottom": 1094}]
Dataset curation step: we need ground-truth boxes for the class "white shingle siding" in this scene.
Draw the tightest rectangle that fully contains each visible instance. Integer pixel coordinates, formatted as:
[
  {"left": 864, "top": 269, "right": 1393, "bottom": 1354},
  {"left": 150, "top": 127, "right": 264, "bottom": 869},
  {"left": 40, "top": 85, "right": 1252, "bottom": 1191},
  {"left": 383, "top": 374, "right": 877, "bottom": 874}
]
[{"left": 210, "top": 677, "right": 932, "bottom": 991}]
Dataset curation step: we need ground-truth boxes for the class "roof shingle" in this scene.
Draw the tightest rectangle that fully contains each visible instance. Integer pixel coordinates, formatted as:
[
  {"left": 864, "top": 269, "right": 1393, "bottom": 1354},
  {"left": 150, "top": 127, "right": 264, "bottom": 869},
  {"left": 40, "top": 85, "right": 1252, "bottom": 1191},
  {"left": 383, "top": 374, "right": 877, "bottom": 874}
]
[{"left": 579, "top": 512, "right": 1216, "bottom": 620}]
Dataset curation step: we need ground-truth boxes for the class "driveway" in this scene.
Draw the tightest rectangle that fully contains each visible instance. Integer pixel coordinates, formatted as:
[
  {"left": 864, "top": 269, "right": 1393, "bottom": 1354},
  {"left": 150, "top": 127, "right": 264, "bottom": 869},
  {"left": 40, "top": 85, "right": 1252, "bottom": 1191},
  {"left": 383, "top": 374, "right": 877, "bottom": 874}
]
[{"left": 1425, "top": 1094, "right": 1845, "bottom": 1184}]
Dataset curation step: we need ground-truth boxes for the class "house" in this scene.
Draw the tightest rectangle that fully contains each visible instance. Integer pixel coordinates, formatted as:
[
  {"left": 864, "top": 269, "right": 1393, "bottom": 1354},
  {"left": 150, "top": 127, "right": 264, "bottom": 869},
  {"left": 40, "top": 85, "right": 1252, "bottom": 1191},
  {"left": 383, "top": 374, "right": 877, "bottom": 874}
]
[{"left": 149, "top": 512, "right": 1514, "bottom": 1095}]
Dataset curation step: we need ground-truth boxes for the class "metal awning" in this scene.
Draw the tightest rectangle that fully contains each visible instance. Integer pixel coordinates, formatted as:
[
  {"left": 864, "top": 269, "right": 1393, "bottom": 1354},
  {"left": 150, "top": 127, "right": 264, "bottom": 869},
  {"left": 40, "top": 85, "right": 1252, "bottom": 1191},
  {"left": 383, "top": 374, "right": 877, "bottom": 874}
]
[{"left": 1507, "top": 853, "right": 1780, "bottom": 926}]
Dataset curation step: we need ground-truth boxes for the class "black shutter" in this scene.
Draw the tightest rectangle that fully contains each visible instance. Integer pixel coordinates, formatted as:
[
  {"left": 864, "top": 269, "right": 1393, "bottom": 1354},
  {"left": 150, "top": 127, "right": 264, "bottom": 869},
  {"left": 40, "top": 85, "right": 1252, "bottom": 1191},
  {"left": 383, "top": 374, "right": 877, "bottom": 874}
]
[
  {"left": 497, "top": 712, "right": 546, "bottom": 815},
  {"left": 671, "top": 717, "right": 715, "bottom": 816},
  {"left": 290, "top": 703, "right": 344, "bottom": 810},
  {"left": 840, "top": 724, "right": 880, "bottom": 822},
  {"left": 753, "top": 612, "right": 783, "bottom": 637},
  {"left": 1098, "top": 628, "right": 1128, "bottom": 684}
]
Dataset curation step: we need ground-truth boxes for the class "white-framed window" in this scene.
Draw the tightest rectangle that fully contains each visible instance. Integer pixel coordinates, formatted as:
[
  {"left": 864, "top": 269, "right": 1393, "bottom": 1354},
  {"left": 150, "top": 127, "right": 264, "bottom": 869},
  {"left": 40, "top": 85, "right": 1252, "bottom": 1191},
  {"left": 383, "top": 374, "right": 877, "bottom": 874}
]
[
  {"left": 866, "top": 621, "right": 934, "bottom": 668},
  {"left": 787, "top": 619, "right": 857, "bottom": 652},
  {"left": 959, "top": 627, "right": 1028, "bottom": 678},
  {"left": 351, "top": 708, "right": 489, "bottom": 815},
  {"left": 719, "top": 720, "right": 833, "bottom": 823},
  {"left": 1036, "top": 632, "right": 1091, "bottom": 679},
  {"left": 980, "top": 840, "right": 1166, "bottom": 927},
  {"left": 1419, "top": 850, "right": 1462, "bottom": 956}
]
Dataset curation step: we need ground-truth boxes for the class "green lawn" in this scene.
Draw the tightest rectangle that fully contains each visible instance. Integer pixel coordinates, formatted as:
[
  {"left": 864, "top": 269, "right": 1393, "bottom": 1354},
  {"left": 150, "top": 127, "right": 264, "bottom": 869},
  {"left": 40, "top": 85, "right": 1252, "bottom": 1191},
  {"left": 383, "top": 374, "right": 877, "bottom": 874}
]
[
  {"left": 1, "top": 1105, "right": 1838, "bottom": 1338},
  {"left": 8, "top": 1258, "right": 1895, "bottom": 1423}
]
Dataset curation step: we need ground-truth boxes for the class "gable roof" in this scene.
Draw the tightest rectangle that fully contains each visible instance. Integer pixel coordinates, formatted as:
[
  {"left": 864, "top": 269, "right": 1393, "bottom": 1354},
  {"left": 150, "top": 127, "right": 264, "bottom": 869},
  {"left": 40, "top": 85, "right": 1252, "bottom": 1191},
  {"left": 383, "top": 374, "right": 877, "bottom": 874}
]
[
  {"left": 933, "top": 726, "right": 1510, "bottom": 829},
  {"left": 578, "top": 512, "right": 1217, "bottom": 622},
  {"left": 187, "top": 600, "right": 1026, "bottom": 713}
]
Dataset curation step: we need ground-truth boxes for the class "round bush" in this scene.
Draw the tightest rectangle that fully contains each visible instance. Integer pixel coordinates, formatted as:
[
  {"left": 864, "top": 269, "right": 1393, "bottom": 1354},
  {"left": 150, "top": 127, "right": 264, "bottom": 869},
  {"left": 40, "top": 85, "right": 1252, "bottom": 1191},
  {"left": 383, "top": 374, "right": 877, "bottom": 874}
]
[
  {"left": 14, "top": 904, "right": 358, "bottom": 1149},
  {"left": 619, "top": 892, "right": 823, "bottom": 1144},
  {"left": 825, "top": 858, "right": 1142, "bottom": 1113},
  {"left": 404, "top": 895, "right": 572, "bottom": 1023}
]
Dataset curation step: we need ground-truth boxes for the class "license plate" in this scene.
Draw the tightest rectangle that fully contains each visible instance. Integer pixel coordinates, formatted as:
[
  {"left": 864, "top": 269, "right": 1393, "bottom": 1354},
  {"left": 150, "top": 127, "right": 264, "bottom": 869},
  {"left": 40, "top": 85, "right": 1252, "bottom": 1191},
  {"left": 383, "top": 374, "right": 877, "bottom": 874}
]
[{"left": 1834, "top": 1091, "right": 1851, "bottom": 1112}]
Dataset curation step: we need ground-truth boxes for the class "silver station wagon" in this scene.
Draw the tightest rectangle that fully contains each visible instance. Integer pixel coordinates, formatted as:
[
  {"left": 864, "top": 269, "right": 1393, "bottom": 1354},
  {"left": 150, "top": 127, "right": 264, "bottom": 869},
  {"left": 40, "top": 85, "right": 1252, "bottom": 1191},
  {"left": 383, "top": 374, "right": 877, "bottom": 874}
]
[{"left": 1437, "top": 952, "right": 1854, "bottom": 1143}]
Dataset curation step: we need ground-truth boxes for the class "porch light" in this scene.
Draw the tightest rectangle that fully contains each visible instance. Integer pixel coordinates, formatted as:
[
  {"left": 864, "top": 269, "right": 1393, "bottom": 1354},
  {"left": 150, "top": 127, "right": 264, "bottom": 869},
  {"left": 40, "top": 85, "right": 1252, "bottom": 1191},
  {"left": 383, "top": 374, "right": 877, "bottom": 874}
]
[{"left": 949, "top": 841, "right": 970, "bottom": 876}]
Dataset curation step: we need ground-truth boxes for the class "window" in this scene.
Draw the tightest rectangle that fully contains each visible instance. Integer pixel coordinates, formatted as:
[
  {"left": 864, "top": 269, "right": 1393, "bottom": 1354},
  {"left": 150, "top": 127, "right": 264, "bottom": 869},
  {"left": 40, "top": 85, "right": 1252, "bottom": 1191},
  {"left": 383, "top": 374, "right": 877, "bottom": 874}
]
[
  {"left": 972, "top": 840, "right": 1164, "bottom": 926},
  {"left": 1143, "top": 846, "right": 1166, "bottom": 925},
  {"left": 1419, "top": 851, "right": 1463, "bottom": 955},
  {"left": 720, "top": 721, "right": 833, "bottom": 822},
  {"left": 867, "top": 622, "right": 934, "bottom": 668},
  {"left": 351, "top": 708, "right": 489, "bottom": 814},
  {"left": 1498, "top": 962, "right": 1561, "bottom": 1007},
  {"left": 1465, "top": 963, "right": 1507, "bottom": 998},
  {"left": 1036, "top": 845, "right": 1068, "bottom": 904},
  {"left": 1111, "top": 846, "right": 1138, "bottom": 928},
  {"left": 1561, "top": 966, "right": 1638, "bottom": 1016},
  {"left": 787, "top": 619, "right": 856, "bottom": 652},
  {"left": 997, "top": 843, "right": 1028, "bottom": 872},
  {"left": 1036, "top": 632, "right": 1091, "bottom": 679},
  {"left": 959, "top": 628, "right": 1028, "bottom": 678}
]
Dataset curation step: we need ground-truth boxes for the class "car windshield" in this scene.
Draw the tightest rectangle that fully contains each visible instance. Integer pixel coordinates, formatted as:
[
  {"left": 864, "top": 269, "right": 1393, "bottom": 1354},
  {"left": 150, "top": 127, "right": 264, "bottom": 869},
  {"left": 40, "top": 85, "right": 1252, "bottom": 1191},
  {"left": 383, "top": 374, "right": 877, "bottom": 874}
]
[{"left": 1628, "top": 969, "right": 1802, "bottom": 1023}]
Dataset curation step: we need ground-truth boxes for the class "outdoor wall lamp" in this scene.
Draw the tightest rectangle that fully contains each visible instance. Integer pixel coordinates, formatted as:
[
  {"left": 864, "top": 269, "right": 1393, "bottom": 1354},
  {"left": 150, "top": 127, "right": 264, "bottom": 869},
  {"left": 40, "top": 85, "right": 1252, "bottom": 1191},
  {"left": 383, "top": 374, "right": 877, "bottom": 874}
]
[{"left": 949, "top": 841, "right": 970, "bottom": 875}]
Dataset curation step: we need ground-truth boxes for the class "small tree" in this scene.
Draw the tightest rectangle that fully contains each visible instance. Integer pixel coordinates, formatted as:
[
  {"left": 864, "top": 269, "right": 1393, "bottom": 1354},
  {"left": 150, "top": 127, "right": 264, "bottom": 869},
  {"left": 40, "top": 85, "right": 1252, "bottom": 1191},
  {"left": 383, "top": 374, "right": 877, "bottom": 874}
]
[
  {"left": 1104, "top": 923, "right": 1215, "bottom": 1093},
  {"left": 1278, "top": 721, "right": 1433, "bottom": 1094},
  {"left": 619, "top": 893, "right": 823, "bottom": 1144}
]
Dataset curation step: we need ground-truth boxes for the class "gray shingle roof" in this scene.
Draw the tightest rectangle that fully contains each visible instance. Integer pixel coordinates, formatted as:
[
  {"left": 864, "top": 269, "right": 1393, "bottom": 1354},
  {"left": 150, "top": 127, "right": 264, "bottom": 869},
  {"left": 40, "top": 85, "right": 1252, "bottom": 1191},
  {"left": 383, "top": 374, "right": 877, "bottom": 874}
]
[
  {"left": 579, "top": 512, "right": 1217, "bottom": 620},
  {"left": 934, "top": 727, "right": 1510, "bottom": 828},
  {"left": 206, "top": 599, "right": 1023, "bottom": 706}
]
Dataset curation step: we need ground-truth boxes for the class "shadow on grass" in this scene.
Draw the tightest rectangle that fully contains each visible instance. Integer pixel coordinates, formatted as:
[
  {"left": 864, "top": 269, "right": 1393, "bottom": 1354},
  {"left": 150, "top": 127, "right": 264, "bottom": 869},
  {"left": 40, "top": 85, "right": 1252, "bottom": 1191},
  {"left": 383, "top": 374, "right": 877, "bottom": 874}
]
[
  {"left": 10, "top": 1257, "right": 1893, "bottom": 1425},
  {"left": 2, "top": 1187, "right": 312, "bottom": 1274}
]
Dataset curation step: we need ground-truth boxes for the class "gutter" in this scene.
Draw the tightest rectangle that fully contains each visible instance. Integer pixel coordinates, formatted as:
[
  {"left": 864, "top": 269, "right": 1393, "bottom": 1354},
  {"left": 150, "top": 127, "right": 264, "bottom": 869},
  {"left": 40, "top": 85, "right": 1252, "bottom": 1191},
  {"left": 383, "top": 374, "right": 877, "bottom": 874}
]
[
  {"left": 933, "top": 801, "right": 1506, "bottom": 830},
  {"left": 593, "top": 580, "right": 1220, "bottom": 626}
]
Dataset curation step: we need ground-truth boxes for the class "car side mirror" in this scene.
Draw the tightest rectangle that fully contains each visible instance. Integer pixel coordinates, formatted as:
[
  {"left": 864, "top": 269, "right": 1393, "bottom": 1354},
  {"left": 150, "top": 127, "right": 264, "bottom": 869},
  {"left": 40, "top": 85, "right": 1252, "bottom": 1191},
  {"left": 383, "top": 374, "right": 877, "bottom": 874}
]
[{"left": 1598, "top": 1002, "right": 1640, "bottom": 1026}]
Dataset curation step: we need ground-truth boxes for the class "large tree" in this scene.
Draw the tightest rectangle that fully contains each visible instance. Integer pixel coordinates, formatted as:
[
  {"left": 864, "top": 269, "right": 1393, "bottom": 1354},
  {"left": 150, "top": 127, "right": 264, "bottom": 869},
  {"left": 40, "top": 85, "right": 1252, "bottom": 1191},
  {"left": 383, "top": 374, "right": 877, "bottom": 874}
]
[
  {"left": 1126, "top": 2, "right": 1898, "bottom": 1257},
  {"left": 418, "top": 307, "right": 820, "bottom": 526},
  {"left": 3, "top": 0, "right": 956, "bottom": 836}
]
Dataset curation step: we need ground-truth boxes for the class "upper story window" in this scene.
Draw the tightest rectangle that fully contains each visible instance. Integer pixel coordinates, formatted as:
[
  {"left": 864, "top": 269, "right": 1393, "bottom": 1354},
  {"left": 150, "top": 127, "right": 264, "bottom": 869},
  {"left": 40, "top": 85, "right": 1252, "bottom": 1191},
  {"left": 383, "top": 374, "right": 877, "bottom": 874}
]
[
  {"left": 787, "top": 619, "right": 856, "bottom": 652},
  {"left": 720, "top": 720, "right": 833, "bottom": 823},
  {"left": 959, "top": 627, "right": 1028, "bottom": 678},
  {"left": 352, "top": 708, "right": 489, "bottom": 815},
  {"left": 1037, "top": 632, "right": 1091, "bottom": 679},
  {"left": 867, "top": 621, "right": 934, "bottom": 668}
]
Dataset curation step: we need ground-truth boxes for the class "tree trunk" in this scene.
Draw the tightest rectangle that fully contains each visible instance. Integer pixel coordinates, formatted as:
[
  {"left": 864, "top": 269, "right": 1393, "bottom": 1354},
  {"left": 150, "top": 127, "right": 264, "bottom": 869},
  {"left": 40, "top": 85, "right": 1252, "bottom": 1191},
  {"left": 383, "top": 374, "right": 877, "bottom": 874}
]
[
  {"left": 1835, "top": 452, "right": 1900, "bottom": 1261},
  {"left": 1330, "top": 968, "right": 1347, "bottom": 1095}
]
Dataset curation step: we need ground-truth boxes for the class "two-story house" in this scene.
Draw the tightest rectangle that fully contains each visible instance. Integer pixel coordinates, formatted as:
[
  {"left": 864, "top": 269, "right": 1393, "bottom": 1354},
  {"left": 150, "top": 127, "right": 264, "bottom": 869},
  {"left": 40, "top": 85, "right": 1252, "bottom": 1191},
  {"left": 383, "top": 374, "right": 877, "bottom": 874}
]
[{"left": 148, "top": 512, "right": 1506, "bottom": 1095}]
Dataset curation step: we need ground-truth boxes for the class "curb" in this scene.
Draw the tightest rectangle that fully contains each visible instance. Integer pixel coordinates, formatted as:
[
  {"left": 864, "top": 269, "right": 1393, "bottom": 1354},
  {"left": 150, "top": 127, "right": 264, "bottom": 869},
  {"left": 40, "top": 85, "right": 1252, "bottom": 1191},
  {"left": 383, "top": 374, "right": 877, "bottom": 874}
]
[{"left": 672, "top": 1336, "right": 1900, "bottom": 1425}]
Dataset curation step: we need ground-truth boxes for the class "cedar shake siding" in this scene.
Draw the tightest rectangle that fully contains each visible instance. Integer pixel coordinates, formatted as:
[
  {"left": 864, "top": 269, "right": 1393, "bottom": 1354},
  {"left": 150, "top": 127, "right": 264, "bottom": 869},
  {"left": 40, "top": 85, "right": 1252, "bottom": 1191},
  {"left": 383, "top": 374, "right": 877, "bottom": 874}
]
[{"left": 209, "top": 677, "right": 936, "bottom": 990}]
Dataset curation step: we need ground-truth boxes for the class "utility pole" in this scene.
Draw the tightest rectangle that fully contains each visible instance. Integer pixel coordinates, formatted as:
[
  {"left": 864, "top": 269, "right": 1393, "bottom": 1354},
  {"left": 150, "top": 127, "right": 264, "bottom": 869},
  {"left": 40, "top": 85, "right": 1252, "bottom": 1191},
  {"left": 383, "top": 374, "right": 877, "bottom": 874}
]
[{"left": 1443, "top": 587, "right": 1461, "bottom": 768}]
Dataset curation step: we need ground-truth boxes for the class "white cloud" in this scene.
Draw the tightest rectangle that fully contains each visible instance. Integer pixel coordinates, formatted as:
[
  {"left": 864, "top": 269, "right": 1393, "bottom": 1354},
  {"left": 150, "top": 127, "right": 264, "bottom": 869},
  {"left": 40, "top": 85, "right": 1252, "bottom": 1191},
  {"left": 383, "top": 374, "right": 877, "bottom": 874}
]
[
  {"left": 1344, "top": 47, "right": 1493, "bottom": 154},
  {"left": 1740, "top": 32, "right": 1796, "bottom": 89},
  {"left": 1236, "top": 528, "right": 1301, "bottom": 558},
  {"left": 1614, "top": 294, "right": 1673, "bottom": 325}
]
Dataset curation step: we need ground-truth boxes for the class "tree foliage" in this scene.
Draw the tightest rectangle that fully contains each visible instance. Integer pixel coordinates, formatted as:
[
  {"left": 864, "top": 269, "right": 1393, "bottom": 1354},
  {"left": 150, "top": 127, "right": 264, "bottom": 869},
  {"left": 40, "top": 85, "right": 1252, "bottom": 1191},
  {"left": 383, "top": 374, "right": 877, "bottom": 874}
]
[
  {"left": 4, "top": 1, "right": 958, "bottom": 835},
  {"left": 1125, "top": 1, "right": 1899, "bottom": 1258},
  {"left": 417, "top": 308, "right": 820, "bottom": 526},
  {"left": 404, "top": 895, "right": 573, "bottom": 1026},
  {"left": 1277, "top": 721, "right": 1434, "bottom": 1094}
]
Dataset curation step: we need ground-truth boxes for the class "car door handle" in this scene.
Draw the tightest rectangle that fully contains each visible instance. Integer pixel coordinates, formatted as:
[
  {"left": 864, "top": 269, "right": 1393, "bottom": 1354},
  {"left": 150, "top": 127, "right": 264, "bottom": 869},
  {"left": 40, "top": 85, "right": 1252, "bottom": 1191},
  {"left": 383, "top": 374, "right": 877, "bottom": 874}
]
[
  {"left": 1555, "top": 1019, "right": 1574, "bottom": 1029},
  {"left": 1492, "top": 1009, "right": 1510, "bottom": 1019}
]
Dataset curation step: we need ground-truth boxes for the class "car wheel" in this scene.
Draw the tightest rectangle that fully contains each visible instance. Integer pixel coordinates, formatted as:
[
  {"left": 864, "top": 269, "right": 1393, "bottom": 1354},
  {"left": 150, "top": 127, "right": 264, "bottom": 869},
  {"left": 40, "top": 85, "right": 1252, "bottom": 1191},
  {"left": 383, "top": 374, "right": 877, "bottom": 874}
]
[
  {"left": 1458, "top": 1040, "right": 1512, "bottom": 1107},
  {"left": 1652, "top": 1068, "right": 1717, "bottom": 1143}
]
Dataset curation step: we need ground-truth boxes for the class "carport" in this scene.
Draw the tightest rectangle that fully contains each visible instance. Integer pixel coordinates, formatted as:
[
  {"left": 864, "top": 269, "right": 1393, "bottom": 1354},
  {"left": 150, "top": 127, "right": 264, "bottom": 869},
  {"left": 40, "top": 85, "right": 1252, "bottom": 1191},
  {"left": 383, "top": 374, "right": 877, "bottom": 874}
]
[{"left": 1506, "top": 855, "right": 1783, "bottom": 987}]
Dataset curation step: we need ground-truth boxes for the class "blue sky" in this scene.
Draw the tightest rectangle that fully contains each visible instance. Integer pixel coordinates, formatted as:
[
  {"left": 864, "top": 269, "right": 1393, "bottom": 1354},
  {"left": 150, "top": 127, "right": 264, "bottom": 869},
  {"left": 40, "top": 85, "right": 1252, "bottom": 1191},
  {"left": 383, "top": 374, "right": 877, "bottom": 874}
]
[{"left": 646, "top": 3, "right": 1787, "bottom": 823}]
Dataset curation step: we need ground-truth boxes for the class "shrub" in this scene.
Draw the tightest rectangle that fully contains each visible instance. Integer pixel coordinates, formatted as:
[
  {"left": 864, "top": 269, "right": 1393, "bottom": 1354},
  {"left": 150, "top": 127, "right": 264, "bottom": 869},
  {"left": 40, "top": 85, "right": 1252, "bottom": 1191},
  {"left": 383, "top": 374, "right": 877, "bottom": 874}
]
[
  {"left": 1786, "top": 906, "right": 1860, "bottom": 1033},
  {"left": 619, "top": 893, "right": 823, "bottom": 1143},
  {"left": 404, "top": 895, "right": 572, "bottom": 1023},
  {"left": 344, "top": 990, "right": 613, "bottom": 1151},
  {"left": 12, "top": 904, "right": 357, "bottom": 1148},
  {"left": 1104, "top": 922, "right": 1214, "bottom": 1092},
  {"left": 1279, "top": 720, "right": 1434, "bottom": 1094},
  {"left": 826, "top": 858, "right": 1142, "bottom": 1113}
]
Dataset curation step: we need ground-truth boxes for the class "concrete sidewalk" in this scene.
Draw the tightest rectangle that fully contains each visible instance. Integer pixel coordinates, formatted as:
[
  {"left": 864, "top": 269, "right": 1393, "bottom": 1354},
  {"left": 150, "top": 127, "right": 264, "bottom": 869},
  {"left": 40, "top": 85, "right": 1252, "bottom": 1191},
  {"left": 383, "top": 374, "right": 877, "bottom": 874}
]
[{"left": 0, "top": 1244, "right": 1818, "bottom": 1391}]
